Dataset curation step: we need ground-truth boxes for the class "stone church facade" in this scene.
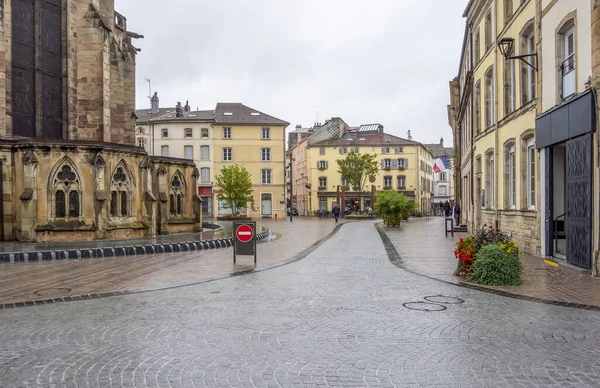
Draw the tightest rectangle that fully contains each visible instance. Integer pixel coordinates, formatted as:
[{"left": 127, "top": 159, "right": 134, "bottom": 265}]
[{"left": 0, "top": 0, "right": 201, "bottom": 242}]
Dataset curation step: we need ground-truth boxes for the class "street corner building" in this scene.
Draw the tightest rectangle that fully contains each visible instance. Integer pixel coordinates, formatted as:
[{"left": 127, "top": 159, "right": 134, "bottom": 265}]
[
  {"left": 0, "top": 0, "right": 201, "bottom": 243},
  {"left": 449, "top": 0, "right": 600, "bottom": 275}
]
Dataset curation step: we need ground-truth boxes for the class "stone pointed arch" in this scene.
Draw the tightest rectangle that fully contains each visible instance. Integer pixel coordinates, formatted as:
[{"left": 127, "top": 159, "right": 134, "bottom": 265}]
[
  {"left": 48, "top": 156, "right": 83, "bottom": 219},
  {"left": 169, "top": 169, "right": 187, "bottom": 216},
  {"left": 109, "top": 159, "right": 135, "bottom": 218}
]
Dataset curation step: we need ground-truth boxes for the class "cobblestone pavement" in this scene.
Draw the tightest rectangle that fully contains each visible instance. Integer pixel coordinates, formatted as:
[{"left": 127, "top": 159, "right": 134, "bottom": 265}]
[
  {"left": 1, "top": 221, "right": 600, "bottom": 387},
  {"left": 0, "top": 218, "right": 345, "bottom": 305},
  {"left": 382, "top": 217, "right": 600, "bottom": 308}
]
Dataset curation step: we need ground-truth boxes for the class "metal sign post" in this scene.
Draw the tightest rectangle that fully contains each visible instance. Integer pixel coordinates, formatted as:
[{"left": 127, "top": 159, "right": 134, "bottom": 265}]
[{"left": 233, "top": 221, "right": 257, "bottom": 265}]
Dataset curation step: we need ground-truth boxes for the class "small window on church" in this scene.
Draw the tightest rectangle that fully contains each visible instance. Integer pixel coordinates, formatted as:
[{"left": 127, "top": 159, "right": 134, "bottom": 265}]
[
  {"left": 169, "top": 194, "right": 176, "bottom": 215},
  {"left": 56, "top": 191, "right": 66, "bottom": 218},
  {"left": 110, "top": 164, "right": 132, "bottom": 218},
  {"left": 69, "top": 191, "right": 79, "bottom": 217},
  {"left": 51, "top": 163, "right": 82, "bottom": 219},
  {"left": 110, "top": 191, "right": 118, "bottom": 217},
  {"left": 169, "top": 173, "right": 186, "bottom": 216}
]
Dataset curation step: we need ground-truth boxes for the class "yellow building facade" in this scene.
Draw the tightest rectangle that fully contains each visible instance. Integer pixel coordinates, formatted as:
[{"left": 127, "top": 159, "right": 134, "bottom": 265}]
[
  {"left": 464, "top": 0, "right": 541, "bottom": 254},
  {"left": 293, "top": 122, "right": 434, "bottom": 214},
  {"left": 213, "top": 103, "right": 289, "bottom": 219}
]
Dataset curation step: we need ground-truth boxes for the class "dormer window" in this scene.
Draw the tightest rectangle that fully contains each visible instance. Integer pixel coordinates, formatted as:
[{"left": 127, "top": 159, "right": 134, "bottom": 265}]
[
  {"left": 223, "top": 112, "right": 233, "bottom": 116},
  {"left": 184, "top": 128, "right": 192, "bottom": 138}
]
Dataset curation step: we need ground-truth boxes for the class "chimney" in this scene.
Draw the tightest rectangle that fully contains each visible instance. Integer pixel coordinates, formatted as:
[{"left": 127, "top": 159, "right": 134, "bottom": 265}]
[
  {"left": 295, "top": 124, "right": 302, "bottom": 129},
  {"left": 407, "top": 130, "right": 412, "bottom": 140},
  {"left": 175, "top": 101, "right": 183, "bottom": 118},
  {"left": 378, "top": 124, "right": 384, "bottom": 134},
  {"left": 150, "top": 92, "right": 159, "bottom": 113},
  {"left": 440, "top": 137, "right": 444, "bottom": 146},
  {"left": 184, "top": 100, "right": 190, "bottom": 112}
]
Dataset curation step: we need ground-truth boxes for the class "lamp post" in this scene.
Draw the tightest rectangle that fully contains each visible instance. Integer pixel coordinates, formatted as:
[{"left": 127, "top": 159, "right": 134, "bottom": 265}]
[{"left": 498, "top": 37, "right": 538, "bottom": 71}]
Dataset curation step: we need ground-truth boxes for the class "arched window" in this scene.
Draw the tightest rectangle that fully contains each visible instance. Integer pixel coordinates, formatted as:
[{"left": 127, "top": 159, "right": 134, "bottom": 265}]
[
  {"left": 51, "top": 163, "right": 82, "bottom": 219},
  {"left": 110, "top": 163, "right": 133, "bottom": 218},
  {"left": 169, "top": 173, "right": 186, "bottom": 216},
  {"left": 484, "top": 67, "right": 494, "bottom": 127},
  {"left": 520, "top": 21, "right": 535, "bottom": 105}
]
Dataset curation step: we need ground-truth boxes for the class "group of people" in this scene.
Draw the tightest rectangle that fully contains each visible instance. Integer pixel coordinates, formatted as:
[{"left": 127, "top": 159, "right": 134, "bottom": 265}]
[{"left": 442, "top": 200, "right": 460, "bottom": 224}]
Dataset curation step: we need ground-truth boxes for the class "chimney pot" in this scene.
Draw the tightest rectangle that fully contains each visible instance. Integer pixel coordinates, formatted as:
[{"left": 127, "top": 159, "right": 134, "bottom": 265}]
[{"left": 150, "top": 92, "right": 159, "bottom": 113}]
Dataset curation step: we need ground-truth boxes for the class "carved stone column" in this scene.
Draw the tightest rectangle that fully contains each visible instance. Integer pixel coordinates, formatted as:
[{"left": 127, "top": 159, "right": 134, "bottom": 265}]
[
  {"left": 19, "top": 150, "right": 38, "bottom": 241},
  {"left": 92, "top": 153, "right": 108, "bottom": 239}
]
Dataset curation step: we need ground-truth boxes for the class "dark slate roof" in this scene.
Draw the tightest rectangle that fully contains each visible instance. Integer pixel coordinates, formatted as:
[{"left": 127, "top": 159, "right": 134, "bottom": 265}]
[
  {"left": 424, "top": 142, "right": 455, "bottom": 158},
  {"left": 214, "top": 103, "right": 289, "bottom": 126},
  {"left": 311, "top": 132, "right": 419, "bottom": 147},
  {"left": 136, "top": 107, "right": 175, "bottom": 124},
  {"left": 148, "top": 109, "right": 214, "bottom": 122}
]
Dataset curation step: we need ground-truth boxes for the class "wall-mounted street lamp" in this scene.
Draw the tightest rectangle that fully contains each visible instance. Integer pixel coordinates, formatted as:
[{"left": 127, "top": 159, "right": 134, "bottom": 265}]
[{"left": 498, "top": 37, "right": 538, "bottom": 71}]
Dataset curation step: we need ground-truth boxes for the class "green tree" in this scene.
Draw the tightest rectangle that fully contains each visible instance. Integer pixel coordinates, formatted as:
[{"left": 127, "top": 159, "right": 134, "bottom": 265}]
[
  {"left": 336, "top": 151, "right": 379, "bottom": 204},
  {"left": 374, "top": 190, "right": 416, "bottom": 227},
  {"left": 215, "top": 164, "right": 254, "bottom": 216}
]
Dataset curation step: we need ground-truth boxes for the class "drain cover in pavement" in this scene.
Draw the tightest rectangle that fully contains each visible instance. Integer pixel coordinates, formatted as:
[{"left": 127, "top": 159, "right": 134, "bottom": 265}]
[
  {"left": 402, "top": 301, "right": 447, "bottom": 312},
  {"left": 423, "top": 295, "right": 465, "bottom": 304},
  {"left": 33, "top": 288, "right": 72, "bottom": 297}
]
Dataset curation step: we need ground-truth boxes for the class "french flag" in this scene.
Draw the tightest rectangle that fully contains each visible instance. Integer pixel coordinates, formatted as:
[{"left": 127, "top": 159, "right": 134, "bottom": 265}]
[{"left": 433, "top": 156, "right": 451, "bottom": 173}]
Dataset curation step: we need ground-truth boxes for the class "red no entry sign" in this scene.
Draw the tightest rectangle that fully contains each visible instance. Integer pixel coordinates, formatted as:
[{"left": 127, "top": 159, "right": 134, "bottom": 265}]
[{"left": 236, "top": 224, "right": 253, "bottom": 243}]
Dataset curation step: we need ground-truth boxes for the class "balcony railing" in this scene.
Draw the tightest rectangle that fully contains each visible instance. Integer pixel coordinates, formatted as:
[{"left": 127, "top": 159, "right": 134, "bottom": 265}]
[{"left": 561, "top": 55, "right": 575, "bottom": 98}]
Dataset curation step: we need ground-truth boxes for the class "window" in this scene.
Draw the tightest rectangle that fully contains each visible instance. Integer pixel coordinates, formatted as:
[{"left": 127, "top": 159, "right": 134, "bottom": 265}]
[
  {"left": 485, "top": 67, "right": 494, "bottom": 127},
  {"left": 184, "top": 128, "right": 193, "bottom": 138},
  {"left": 384, "top": 176, "right": 392, "bottom": 187},
  {"left": 397, "top": 175, "right": 406, "bottom": 188},
  {"left": 559, "top": 22, "right": 576, "bottom": 99},
  {"left": 161, "top": 146, "right": 169, "bottom": 157},
  {"left": 317, "top": 160, "right": 328, "bottom": 170},
  {"left": 527, "top": 138, "right": 535, "bottom": 209},
  {"left": 261, "top": 148, "right": 271, "bottom": 161},
  {"left": 440, "top": 172, "right": 447, "bottom": 181},
  {"left": 161, "top": 128, "right": 168, "bottom": 138},
  {"left": 184, "top": 146, "right": 193, "bottom": 160},
  {"left": 137, "top": 138, "right": 145, "bottom": 148},
  {"left": 319, "top": 147, "right": 326, "bottom": 155},
  {"left": 137, "top": 127, "right": 144, "bottom": 134},
  {"left": 223, "top": 147, "right": 232, "bottom": 161},
  {"left": 201, "top": 145, "right": 209, "bottom": 160},
  {"left": 520, "top": 24, "right": 536, "bottom": 105},
  {"left": 381, "top": 147, "right": 390, "bottom": 154},
  {"left": 201, "top": 128, "right": 209, "bottom": 138},
  {"left": 341, "top": 177, "right": 348, "bottom": 186},
  {"left": 223, "top": 127, "right": 231, "bottom": 139},
  {"left": 485, "top": 10, "right": 492, "bottom": 50},
  {"left": 485, "top": 153, "right": 494, "bottom": 208},
  {"left": 169, "top": 174, "right": 185, "bottom": 216},
  {"left": 338, "top": 147, "right": 348, "bottom": 155},
  {"left": 261, "top": 169, "right": 272, "bottom": 184},
  {"left": 439, "top": 186, "right": 448, "bottom": 196},
  {"left": 474, "top": 29, "right": 481, "bottom": 63},
  {"left": 394, "top": 147, "right": 403, "bottom": 154},
  {"left": 398, "top": 158, "right": 407, "bottom": 169},
  {"left": 382, "top": 159, "right": 392, "bottom": 169},
  {"left": 262, "top": 127, "right": 270, "bottom": 139},
  {"left": 319, "top": 177, "right": 327, "bottom": 188},
  {"left": 504, "top": 0, "right": 513, "bottom": 24},
  {"left": 201, "top": 167, "right": 210, "bottom": 184},
  {"left": 509, "top": 145, "right": 516, "bottom": 208},
  {"left": 504, "top": 59, "right": 515, "bottom": 115},
  {"left": 350, "top": 147, "right": 359, "bottom": 153},
  {"left": 51, "top": 163, "right": 82, "bottom": 219},
  {"left": 474, "top": 81, "right": 481, "bottom": 133},
  {"left": 110, "top": 165, "right": 132, "bottom": 218}
]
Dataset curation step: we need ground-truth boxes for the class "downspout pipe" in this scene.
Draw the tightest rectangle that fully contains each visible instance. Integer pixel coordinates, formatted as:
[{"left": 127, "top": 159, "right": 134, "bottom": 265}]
[{"left": 493, "top": 0, "right": 500, "bottom": 230}]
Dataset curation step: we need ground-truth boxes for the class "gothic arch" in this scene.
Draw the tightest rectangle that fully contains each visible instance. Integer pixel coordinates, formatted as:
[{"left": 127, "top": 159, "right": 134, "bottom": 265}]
[
  {"left": 109, "top": 160, "right": 135, "bottom": 218},
  {"left": 47, "top": 157, "right": 83, "bottom": 219},
  {"left": 169, "top": 170, "right": 187, "bottom": 216}
]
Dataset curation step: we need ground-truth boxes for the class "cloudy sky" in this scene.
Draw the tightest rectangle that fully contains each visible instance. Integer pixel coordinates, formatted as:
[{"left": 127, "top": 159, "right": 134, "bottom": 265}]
[{"left": 115, "top": 0, "right": 466, "bottom": 145}]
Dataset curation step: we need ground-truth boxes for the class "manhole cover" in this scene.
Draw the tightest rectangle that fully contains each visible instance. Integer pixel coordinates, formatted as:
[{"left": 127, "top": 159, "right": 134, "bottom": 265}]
[
  {"left": 423, "top": 295, "right": 465, "bottom": 304},
  {"left": 33, "top": 287, "right": 72, "bottom": 297},
  {"left": 402, "top": 301, "right": 447, "bottom": 312}
]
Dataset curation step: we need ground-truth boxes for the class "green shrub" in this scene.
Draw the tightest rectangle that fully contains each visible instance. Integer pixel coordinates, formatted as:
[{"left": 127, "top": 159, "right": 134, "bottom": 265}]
[{"left": 466, "top": 243, "right": 524, "bottom": 286}]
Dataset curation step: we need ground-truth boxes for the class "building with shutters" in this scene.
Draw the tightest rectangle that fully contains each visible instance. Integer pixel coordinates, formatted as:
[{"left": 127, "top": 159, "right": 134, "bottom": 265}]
[
  {"left": 424, "top": 138, "right": 455, "bottom": 211},
  {"left": 0, "top": 0, "right": 201, "bottom": 242},
  {"left": 291, "top": 118, "right": 434, "bottom": 214}
]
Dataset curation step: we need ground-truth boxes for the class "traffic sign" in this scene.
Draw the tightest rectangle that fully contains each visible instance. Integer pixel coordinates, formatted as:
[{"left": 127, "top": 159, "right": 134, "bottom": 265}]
[
  {"left": 233, "top": 221, "right": 257, "bottom": 265},
  {"left": 236, "top": 224, "right": 253, "bottom": 243}
]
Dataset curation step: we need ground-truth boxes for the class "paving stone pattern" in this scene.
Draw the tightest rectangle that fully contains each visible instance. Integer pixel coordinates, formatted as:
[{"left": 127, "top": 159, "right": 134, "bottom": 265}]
[
  {"left": 383, "top": 217, "right": 600, "bottom": 308},
  {"left": 1, "top": 221, "right": 600, "bottom": 387}
]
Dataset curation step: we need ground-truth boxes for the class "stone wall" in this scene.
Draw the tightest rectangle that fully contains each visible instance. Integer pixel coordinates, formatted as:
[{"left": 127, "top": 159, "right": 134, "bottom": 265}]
[
  {"left": 0, "top": 140, "right": 199, "bottom": 242},
  {"left": 478, "top": 209, "right": 541, "bottom": 256}
]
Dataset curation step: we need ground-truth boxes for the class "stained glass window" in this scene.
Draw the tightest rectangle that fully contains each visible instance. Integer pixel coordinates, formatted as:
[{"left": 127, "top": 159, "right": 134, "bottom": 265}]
[
  {"left": 110, "top": 191, "right": 118, "bottom": 217},
  {"left": 69, "top": 191, "right": 79, "bottom": 217},
  {"left": 169, "top": 194, "right": 175, "bottom": 215},
  {"left": 176, "top": 194, "right": 182, "bottom": 215},
  {"left": 55, "top": 190, "right": 66, "bottom": 218},
  {"left": 121, "top": 192, "right": 127, "bottom": 216}
]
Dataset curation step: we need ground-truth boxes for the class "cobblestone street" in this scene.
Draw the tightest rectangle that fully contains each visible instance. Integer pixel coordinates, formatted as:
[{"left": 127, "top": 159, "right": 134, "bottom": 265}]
[{"left": 1, "top": 221, "right": 600, "bottom": 387}]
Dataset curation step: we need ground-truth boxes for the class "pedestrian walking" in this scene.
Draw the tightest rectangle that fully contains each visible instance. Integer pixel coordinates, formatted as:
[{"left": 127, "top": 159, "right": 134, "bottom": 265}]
[
  {"left": 332, "top": 202, "right": 341, "bottom": 223},
  {"left": 454, "top": 203, "right": 461, "bottom": 225},
  {"left": 444, "top": 201, "right": 451, "bottom": 217}
]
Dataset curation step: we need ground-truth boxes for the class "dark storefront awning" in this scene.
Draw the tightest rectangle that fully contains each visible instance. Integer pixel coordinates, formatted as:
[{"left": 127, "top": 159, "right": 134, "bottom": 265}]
[{"left": 535, "top": 89, "right": 596, "bottom": 149}]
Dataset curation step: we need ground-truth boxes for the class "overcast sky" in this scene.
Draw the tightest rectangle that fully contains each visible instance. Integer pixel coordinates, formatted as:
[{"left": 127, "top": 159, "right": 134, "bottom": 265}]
[{"left": 115, "top": 0, "right": 466, "bottom": 146}]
